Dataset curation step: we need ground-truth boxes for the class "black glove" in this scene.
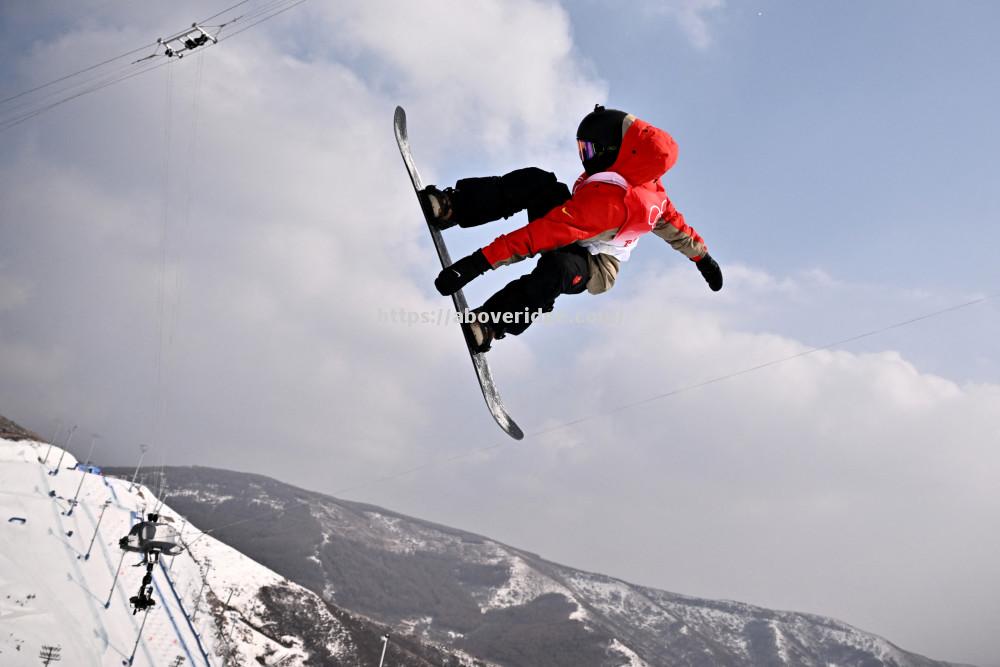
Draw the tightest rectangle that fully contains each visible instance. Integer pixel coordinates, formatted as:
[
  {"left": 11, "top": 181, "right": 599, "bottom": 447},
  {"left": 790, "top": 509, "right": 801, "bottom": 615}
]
[
  {"left": 435, "top": 250, "right": 491, "bottom": 296},
  {"left": 696, "top": 254, "right": 723, "bottom": 292}
]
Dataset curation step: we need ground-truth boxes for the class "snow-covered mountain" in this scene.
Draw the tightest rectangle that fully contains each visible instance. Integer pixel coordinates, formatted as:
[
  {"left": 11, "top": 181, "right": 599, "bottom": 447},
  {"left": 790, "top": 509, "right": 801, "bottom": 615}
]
[
  {"left": 0, "top": 432, "right": 478, "bottom": 666},
  {"left": 116, "top": 465, "right": 967, "bottom": 667},
  {"left": 1, "top": 406, "right": 966, "bottom": 667}
]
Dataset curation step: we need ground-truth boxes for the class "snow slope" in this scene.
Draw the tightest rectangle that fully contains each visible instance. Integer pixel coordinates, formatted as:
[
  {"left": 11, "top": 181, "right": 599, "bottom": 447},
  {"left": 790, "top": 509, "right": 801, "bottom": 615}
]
[{"left": 0, "top": 437, "right": 332, "bottom": 666}]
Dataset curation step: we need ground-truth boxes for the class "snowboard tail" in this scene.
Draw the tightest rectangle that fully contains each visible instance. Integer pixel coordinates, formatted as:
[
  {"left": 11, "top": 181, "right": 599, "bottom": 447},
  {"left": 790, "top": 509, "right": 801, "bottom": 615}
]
[{"left": 394, "top": 106, "right": 524, "bottom": 440}]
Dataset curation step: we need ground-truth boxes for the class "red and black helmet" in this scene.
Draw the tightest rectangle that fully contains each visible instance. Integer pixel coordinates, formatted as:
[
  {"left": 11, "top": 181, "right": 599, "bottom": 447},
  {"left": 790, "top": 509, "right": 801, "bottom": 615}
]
[{"left": 576, "top": 104, "right": 629, "bottom": 174}]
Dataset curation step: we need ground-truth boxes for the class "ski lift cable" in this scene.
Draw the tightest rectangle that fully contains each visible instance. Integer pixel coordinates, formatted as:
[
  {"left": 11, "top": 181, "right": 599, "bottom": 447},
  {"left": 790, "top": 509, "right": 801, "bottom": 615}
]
[
  {"left": 0, "top": 58, "right": 173, "bottom": 132},
  {"left": 217, "top": 0, "right": 306, "bottom": 25},
  {"left": 0, "top": 0, "right": 305, "bottom": 132},
  {"left": 0, "top": 0, "right": 312, "bottom": 132},
  {"left": 182, "top": 291, "right": 997, "bottom": 546},
  {"left": 165, "top": 55, "right": 206, "bottom": 386},
  {"left": 152, "top": 63, "right": 175, "bottom": 461},
  {"left": 0, "top": 41, "right": 158, "bottom": 106},
  {"left": 0, "top": 58, "right": 150, "bottom": 119},
  {"left": 154, "top": 0, "right": 305, "bottom": 55},
  {"left": 0, "top": 57, "right": 153, "bottom": 124},
  {"left": 0, "top": 27, "right": 199, "bottom": 132},
  {"left": 200, "top": 0, "right": 257, "bottom": 24},
  {"left": 148, "top": 52, "right": 205, "bottom": 490},
  {"left": 148, "top": 54, "right": 204, "bottom": 479},
  {"left": 195, "top": 0, "right": 298, "bottom": 37},
  {"left": 150, "top": 58, "right": 207, "bottom": 459},
  {"left": 0, "top": 0, "right": 257, "bottom": 107},
  {"left": 529, "top": 293, "right": 1000, "bottom": 438},
  {"left": 215, "top": 0, "right": 311, "bottom": 43}
]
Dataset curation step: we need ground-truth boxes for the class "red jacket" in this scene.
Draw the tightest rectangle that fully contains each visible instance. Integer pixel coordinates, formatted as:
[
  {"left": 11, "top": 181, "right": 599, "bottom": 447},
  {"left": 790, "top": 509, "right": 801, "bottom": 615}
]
[{"left": 481, "top": 117, "right": 707, "bottom": 267}]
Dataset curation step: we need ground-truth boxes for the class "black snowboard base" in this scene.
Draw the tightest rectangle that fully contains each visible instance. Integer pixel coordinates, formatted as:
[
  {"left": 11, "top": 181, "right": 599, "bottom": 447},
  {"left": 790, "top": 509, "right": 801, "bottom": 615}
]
[{"left": 394, "top": 106, "right": 524, "bottom": 440}]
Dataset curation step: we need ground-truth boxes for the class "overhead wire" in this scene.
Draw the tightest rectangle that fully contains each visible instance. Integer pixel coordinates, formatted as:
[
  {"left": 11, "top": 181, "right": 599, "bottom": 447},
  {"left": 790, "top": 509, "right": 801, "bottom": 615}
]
[
  {"left": 168, "top": 53, "right": 206, "bottom": 356},
  {"left": 0, "top": 41, "right": 157, "bottom": 106},
  {"left": 1, "top": 58, "right": 149, "bottom": 117},
  {"left": 0, "top": 0, "right": 261, "bottom": 110},
  {"left": 182, "top": 291, "right": 997, "bottom": 546},
  {"left": 0, "top": 59, "right": 173, "bottom": 132},
  {"left": 200, "top": 0, "right": 257, "bottom": 24},
  {"left": 152, "top": 62, "right": 175, "bottom": 462},
  {"left": 154, "top": 53, "right": 208, "bottom": 501},
  {"left": 529, "top": 292, "right": 998, "bottom": 439},
  {"left": 0, "top": 0, "right": 313, "bottom": 133},
  {"left": 216, "top": 0, "right": 311, "bottom": 42}
]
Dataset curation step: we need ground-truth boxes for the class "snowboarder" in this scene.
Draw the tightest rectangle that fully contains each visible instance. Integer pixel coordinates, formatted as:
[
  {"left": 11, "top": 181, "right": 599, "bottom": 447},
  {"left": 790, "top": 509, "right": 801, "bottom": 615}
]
[{"left": 421, "top": 105, "right": 723, "bottom": 352}]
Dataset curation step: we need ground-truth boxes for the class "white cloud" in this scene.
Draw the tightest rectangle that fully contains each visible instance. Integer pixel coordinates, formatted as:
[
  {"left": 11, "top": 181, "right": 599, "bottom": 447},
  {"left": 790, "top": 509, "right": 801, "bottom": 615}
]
[
  {"left": 2, "top": 3, "right": 999, "bottom": 663},
  {"left": 449, "top": 267, "right": 1000, "bottom": 662},
  {"left": 641, "top": 0, "right": 725, "bottom": 50},
  {"left": 315, "top": 0, "right": 606, "bottom": 155},
  {"left": 0, "top": 273, "right": 30, "bottom": 312},
  {"left": 0, "top": 0, "right": 607, "bottom": 481}
]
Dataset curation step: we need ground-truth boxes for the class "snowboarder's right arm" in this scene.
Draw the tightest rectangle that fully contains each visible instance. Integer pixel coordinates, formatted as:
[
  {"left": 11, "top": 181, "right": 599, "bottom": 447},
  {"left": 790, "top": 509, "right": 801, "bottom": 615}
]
[
  {"left": 480, "top": 183, "right": 627, "bottom": 268},
  {"left": 435, "top": 187, "right": 622, "bottom": 296}
]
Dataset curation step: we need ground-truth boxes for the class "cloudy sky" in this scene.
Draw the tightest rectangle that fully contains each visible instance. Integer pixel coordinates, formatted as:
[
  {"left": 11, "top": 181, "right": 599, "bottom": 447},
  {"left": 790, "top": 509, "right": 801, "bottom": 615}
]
[{"left": 2, "top": 1, "right": 998, "bottom": 664}]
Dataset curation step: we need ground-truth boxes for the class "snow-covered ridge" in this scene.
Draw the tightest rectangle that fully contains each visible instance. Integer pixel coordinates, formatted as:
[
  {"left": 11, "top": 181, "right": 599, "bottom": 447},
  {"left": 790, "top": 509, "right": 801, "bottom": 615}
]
[
  {"left": 98, "top": 462, "right": 963, "bottom": 667},
  {"left": 168, "top": 468, "right": 960, "bottom": 667},
  {"left": 0, "top": 437, "right": 345, "bottom": 666}
]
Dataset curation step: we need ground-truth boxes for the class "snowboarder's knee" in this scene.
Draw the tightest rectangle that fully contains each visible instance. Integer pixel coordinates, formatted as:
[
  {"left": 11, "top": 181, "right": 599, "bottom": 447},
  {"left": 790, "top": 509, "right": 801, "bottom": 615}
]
[
  {"left": 535, "top": 246, "right": 591, "bottom": 294},
  {"left": 501, "top": 168, "right": 570, "bottom": 221},
  {"left": 585, "top": 253, "right": 620, "bottom": 294},
  {"left": 502, "top": 167, "right": 558, "bottom": 190}
]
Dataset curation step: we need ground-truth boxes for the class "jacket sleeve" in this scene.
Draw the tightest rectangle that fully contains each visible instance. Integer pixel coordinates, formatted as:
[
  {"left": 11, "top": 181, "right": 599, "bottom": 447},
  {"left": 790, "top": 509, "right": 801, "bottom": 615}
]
[
  {"left": 481, "top": 183, "right": 627, "bottom": 268},
  {"left": 651, "top": 196, "right": 708, "bottom": 261}
]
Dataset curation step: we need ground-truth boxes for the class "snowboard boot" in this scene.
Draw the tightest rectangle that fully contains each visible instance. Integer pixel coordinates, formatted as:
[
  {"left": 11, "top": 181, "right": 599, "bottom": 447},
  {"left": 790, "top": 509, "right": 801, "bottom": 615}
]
[
  {"left": 465, "top": 315, "right": 500, "bottom": 353},
  {"left": 420, "top": 185, "right": 458, "bottom": 230}
]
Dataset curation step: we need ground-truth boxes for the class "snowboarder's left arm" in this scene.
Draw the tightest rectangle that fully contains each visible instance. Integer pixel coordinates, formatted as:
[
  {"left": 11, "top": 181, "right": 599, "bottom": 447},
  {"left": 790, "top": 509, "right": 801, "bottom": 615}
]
[
  {"left": 651, "top": 199, "right": 707, "bottom": 260},
  {"left": 652, "top": 200, "right": 723, "bottom": 291}
]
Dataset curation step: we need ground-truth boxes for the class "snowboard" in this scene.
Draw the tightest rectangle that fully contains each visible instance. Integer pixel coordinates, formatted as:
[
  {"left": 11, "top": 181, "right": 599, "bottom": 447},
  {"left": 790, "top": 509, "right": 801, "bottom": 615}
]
[{"left": 393, "top": 106, "right": 524, "bottom": 440}]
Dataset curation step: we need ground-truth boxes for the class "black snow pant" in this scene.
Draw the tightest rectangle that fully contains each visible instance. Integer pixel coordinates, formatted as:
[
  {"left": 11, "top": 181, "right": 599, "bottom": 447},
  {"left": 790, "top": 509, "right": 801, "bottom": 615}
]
[{"left": 451, "top": 168, "right": 590, "bottom": 337}]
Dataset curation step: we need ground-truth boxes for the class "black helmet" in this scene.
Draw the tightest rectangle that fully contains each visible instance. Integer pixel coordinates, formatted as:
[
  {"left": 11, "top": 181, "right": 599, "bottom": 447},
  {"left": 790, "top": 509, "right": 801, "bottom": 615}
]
[{"left": 577, "top": 104, "right": 628, "bottom": 174}]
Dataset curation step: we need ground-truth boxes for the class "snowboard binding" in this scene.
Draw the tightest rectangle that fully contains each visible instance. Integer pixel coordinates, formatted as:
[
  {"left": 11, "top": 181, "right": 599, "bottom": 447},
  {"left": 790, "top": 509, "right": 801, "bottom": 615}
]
[{"left": 419, "top": 186, "right": 459, "bottom": 230}]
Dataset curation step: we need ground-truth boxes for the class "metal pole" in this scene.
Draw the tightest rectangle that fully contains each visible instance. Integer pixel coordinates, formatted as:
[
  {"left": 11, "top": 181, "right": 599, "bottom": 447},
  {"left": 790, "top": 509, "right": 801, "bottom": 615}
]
[
  {"left": 124, "top": 606, "right": 152, "bottom": 665},
  {"left": 128, "top": 444, "right": 149, "bottom": 492},
  {"left": 105, "top": 551, "right": 128, "bottom": 608},
  {"left": 190, "top": 576, "right": 209, "bottom": 622},
  {"left": 80, "top": 500, "right": 111, "bottom": 560},
  {"left": 167, "top": 518, "right": 187, "bottom": 572},
  {"left": 40, "top": 419, "right": 62, "bottom": 464},
  {"left": 221, "top": 587, "right": 238, "bottom": 643},
  {"left": 153, "top": 482, "right": 168, "bottom": 513},
  {"left": 378, "top": 634, "right": 390, "bottom": 667},
  {"left": 65, "top": 473, "right": 87, "bottom": 515},
  {"left": 50, "top": 425, "right": 77, "bottom": 475},
  {"left": 227, "top": 611, "right": 239, "bottom": 644},
  {"left": 66, "top": 434, "right": 98, "bottom": 516}
]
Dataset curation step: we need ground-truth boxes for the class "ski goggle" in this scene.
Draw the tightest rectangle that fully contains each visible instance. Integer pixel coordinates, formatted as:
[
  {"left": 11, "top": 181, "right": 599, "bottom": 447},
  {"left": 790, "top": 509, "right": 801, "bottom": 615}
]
[{"left": 577, "top": 139, "right": 600, "bottom": 162}]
